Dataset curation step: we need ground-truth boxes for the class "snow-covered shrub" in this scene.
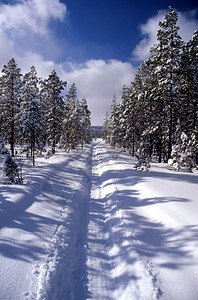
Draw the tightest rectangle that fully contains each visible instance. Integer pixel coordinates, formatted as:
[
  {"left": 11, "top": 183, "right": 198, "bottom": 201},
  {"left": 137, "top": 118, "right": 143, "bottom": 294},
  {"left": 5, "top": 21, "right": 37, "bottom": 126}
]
[
  {"left": 1, "top": 148, "right": 21, "bottom": 184},
  {"left": 180, "top": 132, "right": 197, "bottom": 172},
  {"left": 169, "top": 145, "right": 181, "bottom": 171},
  {"left": 168, "top": 157, "right": 180, "bottom": 172},
  {"left": 45, "top": 150, "right": 52, "bottom": 159},
  {"left": 170, "top": 132, "right": 196, "bottom": 172},
  {"left": 20, "top": 146, "right": 30, "bottom": 157},
  {"left": 134, "top": 154, "right": 150, "bottom": 171}
]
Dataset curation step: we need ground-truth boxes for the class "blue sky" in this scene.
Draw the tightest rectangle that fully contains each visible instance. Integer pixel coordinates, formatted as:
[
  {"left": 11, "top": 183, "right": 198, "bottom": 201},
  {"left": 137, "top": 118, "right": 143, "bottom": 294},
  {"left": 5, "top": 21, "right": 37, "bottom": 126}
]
[
  {"left": 0, "top": 0, "right": 197, "bottom": 125},
  {"left": 61, "top": 0, "right": 198, "bottom": 63}
]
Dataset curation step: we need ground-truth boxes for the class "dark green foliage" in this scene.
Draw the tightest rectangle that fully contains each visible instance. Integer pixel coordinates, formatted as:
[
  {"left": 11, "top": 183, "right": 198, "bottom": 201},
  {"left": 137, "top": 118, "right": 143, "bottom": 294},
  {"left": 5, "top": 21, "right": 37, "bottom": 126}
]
[
  {"left": 105, "top": 7, "right": 198, "bottom": 167},
  {"left": 0, "top": 58, "right": 22, "bottom": 156},
  {"left": 0, "top": 61, "right": 92, "bottom": 166}
]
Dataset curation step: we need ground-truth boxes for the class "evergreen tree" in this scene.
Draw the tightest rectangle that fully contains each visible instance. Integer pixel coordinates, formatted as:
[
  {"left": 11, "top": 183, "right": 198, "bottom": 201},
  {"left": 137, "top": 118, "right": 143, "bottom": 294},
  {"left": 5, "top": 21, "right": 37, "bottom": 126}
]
[
  {"left": 79, "top": 97, "right": 91, "bottom": 147},
  {"left": 41, "top": 70, "right": 67, "bottom": 154},
  {"left": 178, "top": 31, "right": 198, "bottom": 137},
  {"left": 108, "top": 95, "right": 120, "bottom": 148},
  {"left": 1, "top": 147, "right": 20, "bottom": 184},
  {"left": 105, "top": 7, "right": 197, "bottom": 169},
  {"left": 64, "top": 83, "right": 79, "bottom": 149},
  {"left": 134, "top": 60, "right": 156, "bottom": 157},
  {"left": 20, "top": 66, "right": 44, "bottom": 165},
  {"left": 102, "top": 112, "right": 110, "bottom": 142},
  {"left": 0, "top": 77, "right": 4, "bottom": 137},
  {"left": 118, "top": 85, "right": 130, "bottom": 150},
  {"left": 155, "top": 6, "right": 183, "bottom": 161},
  {"left": 0, "top": 58, "right": 22, "bottom": 156},
  {"left": 124, "top": 83, "right": 138, "bottom": 155}
]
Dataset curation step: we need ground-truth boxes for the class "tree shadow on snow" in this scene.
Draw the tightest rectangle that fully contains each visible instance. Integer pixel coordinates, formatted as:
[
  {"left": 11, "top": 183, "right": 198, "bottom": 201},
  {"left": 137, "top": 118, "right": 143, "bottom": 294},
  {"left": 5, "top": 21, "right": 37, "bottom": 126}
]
[{"left": 85, "top": 164, "right": 198, "bottom": 299}]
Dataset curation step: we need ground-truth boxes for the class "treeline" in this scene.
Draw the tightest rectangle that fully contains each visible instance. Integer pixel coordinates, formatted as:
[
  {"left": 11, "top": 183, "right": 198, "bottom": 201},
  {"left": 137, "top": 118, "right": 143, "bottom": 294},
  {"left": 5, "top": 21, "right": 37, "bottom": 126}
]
[
  {"left": 103, "top": 7, "right": 198, "bottom": 165},
  {"left": 0, "top": 59, "right": 91, "bottom": 164}
]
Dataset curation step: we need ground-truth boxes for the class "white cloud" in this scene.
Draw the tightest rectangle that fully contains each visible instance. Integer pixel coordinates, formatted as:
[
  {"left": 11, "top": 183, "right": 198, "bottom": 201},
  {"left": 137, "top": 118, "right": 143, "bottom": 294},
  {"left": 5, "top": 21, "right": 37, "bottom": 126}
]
[
  {"left": 132, "top": 9, "right": 198, "bottom": 62},
  {"left": 0, "top": 0, "right": 134, "bottom": 126},
  {"left": 9, "top": 51, "right": 136, "bottom": 125},
  {"left": 132, "top": 10, "right": 165, "bottom": 62},
  {"left": 16, "top": 51, "right": 57, "bottom": 77},
  {"left": 1, "top": 2, "right": 196, "bottom": 126},
  {"left": 62, "top": 60, "right": 135, "bottom": 125},
  {"left": 0, "top": 30, "right": 15, "bottom": 62},
  {"left": 0, "top": 0, "right": 66, "bottom": 35},
  {"left": 1, "top": 49, "right": 135, "bottom": 125},
  {"left": 178, "top": 10, "right": 198, "bottom": 41}
]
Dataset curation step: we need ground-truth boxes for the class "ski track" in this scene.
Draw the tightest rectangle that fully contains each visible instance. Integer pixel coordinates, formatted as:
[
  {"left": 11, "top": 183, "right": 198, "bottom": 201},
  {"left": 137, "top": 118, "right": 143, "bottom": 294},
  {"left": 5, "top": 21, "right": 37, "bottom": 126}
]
[
  {"left": 86, "top": 140, "right": 161, "bottom": 300},
  {"left": 22, "top": 140, "right": 161, "bottom": 300},
  {"left": 1, "top": 140, "right": 197, "bottom": 299},
  {"left": 22, "top": 150, "right": 92, "bottom": 300}
]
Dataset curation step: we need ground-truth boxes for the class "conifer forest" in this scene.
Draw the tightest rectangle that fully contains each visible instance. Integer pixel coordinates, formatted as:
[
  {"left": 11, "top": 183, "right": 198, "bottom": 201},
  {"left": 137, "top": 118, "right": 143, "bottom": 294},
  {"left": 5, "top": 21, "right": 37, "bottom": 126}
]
[
  {"left": 0, "top": 7, "right": 197, "bottom": 170},
  {"left": 0, "top": 61, "right": 91, "bottom": 165},
  {"left": 103, "top": 7, "right": 197, "bottom": 166}
]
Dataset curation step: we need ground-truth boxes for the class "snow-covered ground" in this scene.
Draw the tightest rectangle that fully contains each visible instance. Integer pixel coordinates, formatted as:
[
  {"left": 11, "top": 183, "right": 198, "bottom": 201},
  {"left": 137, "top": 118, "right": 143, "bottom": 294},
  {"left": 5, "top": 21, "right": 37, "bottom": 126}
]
[{"left": 0, "top": 139, "right": 198, "bottom": 300}]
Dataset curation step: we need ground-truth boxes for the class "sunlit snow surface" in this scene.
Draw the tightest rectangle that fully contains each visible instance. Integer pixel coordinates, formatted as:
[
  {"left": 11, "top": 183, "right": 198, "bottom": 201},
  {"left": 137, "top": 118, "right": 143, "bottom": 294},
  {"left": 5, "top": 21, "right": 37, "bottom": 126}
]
[{"left": 0, "top": 139, "right": 198, "bottom": 300}]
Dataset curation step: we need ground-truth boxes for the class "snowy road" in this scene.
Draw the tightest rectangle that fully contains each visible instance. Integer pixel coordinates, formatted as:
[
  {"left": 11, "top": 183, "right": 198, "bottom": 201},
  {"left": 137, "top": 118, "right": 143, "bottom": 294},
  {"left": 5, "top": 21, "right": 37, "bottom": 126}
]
[
  {"left": 0, "top": 139, "right": 198, "bottom": 299},
  {"left": 86, "top": 141, "right": 160, "bottom": 299}
]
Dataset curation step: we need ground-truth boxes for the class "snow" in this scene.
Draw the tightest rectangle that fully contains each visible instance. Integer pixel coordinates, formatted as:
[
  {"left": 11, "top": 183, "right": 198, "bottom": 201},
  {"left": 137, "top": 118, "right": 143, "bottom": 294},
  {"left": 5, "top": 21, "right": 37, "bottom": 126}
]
[{"left": 0, "top": 139, "right": 198, "bottom": 300}]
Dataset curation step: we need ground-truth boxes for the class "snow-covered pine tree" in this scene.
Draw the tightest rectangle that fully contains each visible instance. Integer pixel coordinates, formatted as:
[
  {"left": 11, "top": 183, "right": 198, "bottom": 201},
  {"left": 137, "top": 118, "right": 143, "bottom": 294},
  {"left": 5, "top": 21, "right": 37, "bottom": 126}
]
[
  {"left": 170, "top": 132, "right": 197, "bottom": 172},
  {"left": 187, "top": 31, "right": 198, "bottom": 140},
  {"left": 178, "top": 31, "right": 198, "bottom": 154},
  {"left": 108, "top": 95, "right": 120, "bottom": 148},
  {"left": 137, "top": 44, "right": 167, "bottom": 162},
  {"left": 20, "top": 66, "right": 45, "bottom": 165},
  {"left": 64, "top": 83, "right": 80, "bottom": 149},
  {"left": 118, "top": 85, "right": 130, "bottom": 150},
  {"left": 105, "top": 7, "right": 197, "bottom": 164},
  {"left": 1, "top": 58, "right": 22, "bottom": 156},
  {"left": 40, "top": 70, "right": 67, "bottom": 154},
  {"left": 124, "top": 83, "right": 138, "bottom": 156},
  {"left": 1, "top": 147, "right": 21, "bottom": 184},
  {"left": 102, "top": 112, "right": 110, "bottom": 142},
  {"left": 79, "top": 97, "right": 91, "bottom": 147},
  {"left": 134, "top": 57, "right": 158, "bottom": 158},
  {"left": 0, "top": 77, "right": 4, "bottom": 136},
  {"left": 155, "top": 7, "right": 183, "bottom": 161},
  {"left": 128, "top": 69, "right": 152, "bottom": 157}
]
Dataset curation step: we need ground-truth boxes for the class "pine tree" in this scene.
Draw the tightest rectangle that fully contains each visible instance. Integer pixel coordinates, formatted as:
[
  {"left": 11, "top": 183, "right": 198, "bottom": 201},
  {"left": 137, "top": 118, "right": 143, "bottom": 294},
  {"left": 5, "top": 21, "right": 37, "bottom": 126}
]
[
  {"left": 134, "top": 59, "right": 157, "bottom": 157},
  {"left": 0, "top": 77, "right": 4, "bottom": 138},
  {"left": 104, "top": 7, "right": 197, "bottom": 168},
  {"left": 1, "top": 58, "right": 22, "bottom": 156},
  {"left": 20, "top": 66, "right": 44, "bottom": 165},
  {"left": 41, "top": 70, "right": 67, "bottom": 154},
  {"left": 118, "top": 85, "right": 130, "bottom": 150},
  {"left": 178, "top": 31, "right": 198, "bottom": 139},
  {"left": 1, "top": 147, "right": 20, "bottom": 184},
  {"left": 79, "top": 97, "right": 91, "bottom": 147},
  {"left": 64, "top": 83, "right": 79, "bottom": 149},
  {"left": 108, "top": 95, "right": 120, "bottom": 148},
  {"left": 155, "top": 7, "right": 183, "bottom": 161},
  {"left": 102, "top": 112, "right": 110, "bottom": 142},
  {"left": 124, "top": 83, "right": 138, "bottom": 155}
]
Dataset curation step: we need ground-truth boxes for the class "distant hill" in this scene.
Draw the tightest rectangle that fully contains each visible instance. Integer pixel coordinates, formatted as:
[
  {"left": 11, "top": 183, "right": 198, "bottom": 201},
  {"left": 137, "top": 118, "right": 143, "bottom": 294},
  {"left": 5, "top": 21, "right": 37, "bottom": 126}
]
[
  {"left": 91, "top": 126, "right": 103, "bottom": 138},
  {"left": 91, "top": 126, "right": 103, "bottom": 133}
]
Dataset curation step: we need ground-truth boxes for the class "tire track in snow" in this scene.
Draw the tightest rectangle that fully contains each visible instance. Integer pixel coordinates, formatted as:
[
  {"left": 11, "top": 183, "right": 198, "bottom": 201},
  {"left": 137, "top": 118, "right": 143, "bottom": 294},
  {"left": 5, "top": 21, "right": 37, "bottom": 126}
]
[
  {"left": 86, "top": 140, "right": 162, "bottom": 299},
  {"left": 86, "top": 141, "right": 112, "bottom": 299},
  {"left": 25, "top": 148, "right": 92, "bottom": 300}
]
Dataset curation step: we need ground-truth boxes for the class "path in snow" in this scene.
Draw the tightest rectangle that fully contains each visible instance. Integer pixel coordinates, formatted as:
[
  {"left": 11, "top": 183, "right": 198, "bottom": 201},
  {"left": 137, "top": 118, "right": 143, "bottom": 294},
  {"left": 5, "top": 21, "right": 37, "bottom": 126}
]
[
  {"left": 86, "top": 140, "right": 161, "bottom": 299},
  {"left": 1, "top": 140, "right": 198, "bottom": 300}
]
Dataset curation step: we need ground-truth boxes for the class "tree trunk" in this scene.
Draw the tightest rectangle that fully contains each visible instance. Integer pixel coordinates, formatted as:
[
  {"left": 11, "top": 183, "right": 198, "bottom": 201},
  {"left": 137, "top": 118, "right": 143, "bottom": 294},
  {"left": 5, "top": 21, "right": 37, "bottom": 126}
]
[
  {"left": 168, "top": 101, "right": 173, "bottom": 160},
  {"left": 52, "top": 139, "right": 56, "bottom": 154}
]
